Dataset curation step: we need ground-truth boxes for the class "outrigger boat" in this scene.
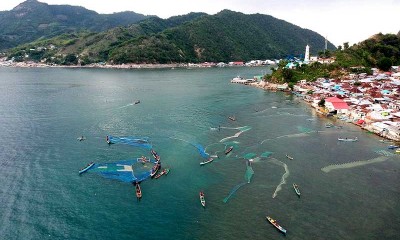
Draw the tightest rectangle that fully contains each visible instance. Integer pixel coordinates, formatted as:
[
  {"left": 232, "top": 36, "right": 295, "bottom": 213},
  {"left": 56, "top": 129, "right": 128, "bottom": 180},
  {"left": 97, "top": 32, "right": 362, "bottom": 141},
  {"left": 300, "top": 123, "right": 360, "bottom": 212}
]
[
  {"left": 199, "top": 191, "right": 206, "bottom": 208},
  {"left": 200, "top": 157, "right": 214, "bottom": 166},
  {"left": 151, "top": 149, "right": 161, "bottom": 161},
  {"left": 285, "top": 154, "right": 293, "bottom": 160},
  {"left": 135, "top": 182, "right": 142, "bottom": 200},
  {"left": 225, "top": 146, "right": 233, "bottom": 155},
  {"left": 154, "top": 168, "right": 170, "bottom": 179},
  {"left": 293, "top": 183, "right": 301, "bottom": 197},
  {"left": 79, "top": 162, "right": 95, "bottom": 174},
  {"left": 150, "top": 163, "right": 161, "bottom": 178},
  {"left": 338, "top": 137, "right": 358, "bottom": 142},
  {"left": 266, "top": 216, "right": 287, "bottom": 235}
]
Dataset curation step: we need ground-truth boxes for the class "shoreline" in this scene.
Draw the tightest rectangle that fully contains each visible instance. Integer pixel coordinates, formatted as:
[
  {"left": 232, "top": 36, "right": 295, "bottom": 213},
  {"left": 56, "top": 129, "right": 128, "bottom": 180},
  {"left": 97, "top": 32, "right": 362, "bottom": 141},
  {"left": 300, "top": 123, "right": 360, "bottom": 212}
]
[{"left": 242, "top": 80, "right": 400, "bottom": 142}]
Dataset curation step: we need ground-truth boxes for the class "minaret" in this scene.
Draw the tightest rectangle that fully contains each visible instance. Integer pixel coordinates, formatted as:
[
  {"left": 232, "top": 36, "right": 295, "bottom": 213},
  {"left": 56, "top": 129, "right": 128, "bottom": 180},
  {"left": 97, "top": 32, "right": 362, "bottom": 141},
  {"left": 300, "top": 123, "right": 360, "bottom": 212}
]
[{"left": 304, "top": 45, "right": 310, "bottom": 62}]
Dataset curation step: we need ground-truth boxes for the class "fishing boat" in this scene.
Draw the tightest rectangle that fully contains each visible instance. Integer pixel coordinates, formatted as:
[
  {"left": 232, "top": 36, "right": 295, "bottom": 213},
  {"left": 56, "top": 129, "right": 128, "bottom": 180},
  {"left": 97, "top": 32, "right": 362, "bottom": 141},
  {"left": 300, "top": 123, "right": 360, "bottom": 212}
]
[
  {"left": 388, "top": 145, "right": 399, "bottom": 149},
  {"left": 77, "top": 136, "right": 86, "bottom": 141},
  {"left": 106, "top": 135, "right": 113, "bottom": 144},
  {"left": 134, "top": 100, "right": 140, "bottom": 104},
  {"left": 338, "top": 137, "right": 358, "bottom": 142},
  {"left": 228, "top": 116, "right": 236, "bottom": 121},
  {"left": 293, "top": 183, "right": 301, "bottom": 197},
  {"left": 151, "top": 149, "right": 161, "bottom": 161},
  {"left": 135, "top": 183, "right": 142, "bottom": 200},
  {"left": 199, "top": 191, "right": 206, "bottom": 208},
  {"left": 225, "top": 146, "right": 233, "bottom": 155},
  {"left": 285, "top": 154, "right": 293, "bottom": 160},
  {"left": 200, "top": 158, "right": 214, "bottom": 166},
  {"left": 325, "top": 123, "right": 334, "bottom": 128},
  {"left": 154, "top": 168, "right": 170, "bottom": 179},
  {"left": 79, "top": 162, "right": 95, "bottom": 174},
  {"left": 150, "top": 163, "right": 161, "bottom": 177},
  {"left": 266, "top": 216, "right": 287, "bottom": 235}
]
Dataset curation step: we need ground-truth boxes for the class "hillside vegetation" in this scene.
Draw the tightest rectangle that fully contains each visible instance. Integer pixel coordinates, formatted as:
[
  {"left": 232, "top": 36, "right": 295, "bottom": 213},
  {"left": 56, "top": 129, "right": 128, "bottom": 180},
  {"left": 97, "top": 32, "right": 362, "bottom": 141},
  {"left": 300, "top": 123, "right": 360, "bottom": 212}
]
[
  {"left": 5, "top": 10, "right": 334, "bottom": 65},
  {"left": 0, "top": 0, "right": 150, "bottom": 50}
]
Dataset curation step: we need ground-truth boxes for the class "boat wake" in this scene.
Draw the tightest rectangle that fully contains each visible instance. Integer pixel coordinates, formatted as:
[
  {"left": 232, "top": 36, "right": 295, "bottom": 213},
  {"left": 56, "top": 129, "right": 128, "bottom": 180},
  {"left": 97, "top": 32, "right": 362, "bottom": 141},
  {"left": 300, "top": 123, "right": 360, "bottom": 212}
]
[
  {"left": 321, "top": 156, "right": 389, "bottom": 173},
  {"left": 269, "top": 158, "right": 289, "bottom": 198}
]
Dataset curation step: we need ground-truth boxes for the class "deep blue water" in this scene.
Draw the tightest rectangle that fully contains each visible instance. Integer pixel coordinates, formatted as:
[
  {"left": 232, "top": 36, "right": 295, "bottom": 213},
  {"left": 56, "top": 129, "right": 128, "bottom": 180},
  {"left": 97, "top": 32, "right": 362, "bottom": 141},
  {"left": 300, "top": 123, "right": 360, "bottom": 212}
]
[{"left": 0, "top": 67, "right": 399, "bottom": 240}]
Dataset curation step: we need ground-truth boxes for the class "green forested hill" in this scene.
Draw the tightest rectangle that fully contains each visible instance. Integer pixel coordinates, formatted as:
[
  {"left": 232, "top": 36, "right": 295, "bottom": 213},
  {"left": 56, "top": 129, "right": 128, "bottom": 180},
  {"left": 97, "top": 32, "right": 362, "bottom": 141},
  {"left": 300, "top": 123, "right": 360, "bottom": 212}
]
[
  {"left": 6, "top": 9, "right": 335, "bottom": 64},
  {"left": 0, "top": 0, "right": 150, "bottom": 50},
  {"left": 108, "top": 10, "right": 335, "bottom": 63}
]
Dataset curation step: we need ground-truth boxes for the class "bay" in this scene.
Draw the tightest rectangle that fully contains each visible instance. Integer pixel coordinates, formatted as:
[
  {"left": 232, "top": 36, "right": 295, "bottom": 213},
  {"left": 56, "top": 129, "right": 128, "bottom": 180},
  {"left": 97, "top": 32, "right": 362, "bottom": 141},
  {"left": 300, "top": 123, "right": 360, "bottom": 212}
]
[{"left": 0, "top": 67, "right": 399, "bottom": 240}]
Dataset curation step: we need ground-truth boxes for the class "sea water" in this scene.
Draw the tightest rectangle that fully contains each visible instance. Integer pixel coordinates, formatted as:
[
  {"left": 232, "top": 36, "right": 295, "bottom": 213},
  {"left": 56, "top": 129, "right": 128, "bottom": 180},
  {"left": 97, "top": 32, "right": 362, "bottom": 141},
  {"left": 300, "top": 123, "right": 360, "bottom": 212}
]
[{"left": 0, "top": 67, "right": 399, "bottom": 240}]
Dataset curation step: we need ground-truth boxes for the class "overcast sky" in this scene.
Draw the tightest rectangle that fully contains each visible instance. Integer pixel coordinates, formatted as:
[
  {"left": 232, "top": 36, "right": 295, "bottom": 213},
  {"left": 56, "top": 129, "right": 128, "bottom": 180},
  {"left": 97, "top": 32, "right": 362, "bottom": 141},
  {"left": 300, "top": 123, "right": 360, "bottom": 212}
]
[{"left": 1, "top": 0, "right": 399, "bottom": 47}]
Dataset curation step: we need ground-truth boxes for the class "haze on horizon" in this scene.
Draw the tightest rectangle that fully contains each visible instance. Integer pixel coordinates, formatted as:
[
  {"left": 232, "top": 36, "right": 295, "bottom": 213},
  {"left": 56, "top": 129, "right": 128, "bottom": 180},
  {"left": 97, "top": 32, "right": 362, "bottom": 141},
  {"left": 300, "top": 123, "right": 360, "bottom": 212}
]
[{"left": 1, "top": 0, "right": 399, "bottom": 47}]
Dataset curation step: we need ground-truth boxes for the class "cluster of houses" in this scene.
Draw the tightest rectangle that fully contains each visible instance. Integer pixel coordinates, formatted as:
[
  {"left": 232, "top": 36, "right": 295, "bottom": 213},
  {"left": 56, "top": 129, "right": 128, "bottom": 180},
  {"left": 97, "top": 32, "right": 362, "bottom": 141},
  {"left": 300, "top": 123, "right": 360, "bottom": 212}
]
[{"left": 292, "top": 67, "right": 400, "bottom": 141}]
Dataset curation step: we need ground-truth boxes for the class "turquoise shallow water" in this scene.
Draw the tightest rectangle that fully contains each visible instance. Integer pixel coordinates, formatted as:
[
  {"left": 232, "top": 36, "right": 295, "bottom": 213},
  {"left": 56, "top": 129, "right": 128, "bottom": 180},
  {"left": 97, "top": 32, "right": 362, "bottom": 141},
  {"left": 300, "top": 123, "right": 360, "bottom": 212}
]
[{"left": 0, "top": 67, "right": 399, "bottom": 240}]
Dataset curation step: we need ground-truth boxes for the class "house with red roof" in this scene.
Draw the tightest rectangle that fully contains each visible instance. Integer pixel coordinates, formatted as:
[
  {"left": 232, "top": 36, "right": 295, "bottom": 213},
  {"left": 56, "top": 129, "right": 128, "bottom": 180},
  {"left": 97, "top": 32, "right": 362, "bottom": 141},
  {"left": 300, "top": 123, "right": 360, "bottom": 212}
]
[{"left": 325, "top": 97, "right": 349, "bottom": 114}]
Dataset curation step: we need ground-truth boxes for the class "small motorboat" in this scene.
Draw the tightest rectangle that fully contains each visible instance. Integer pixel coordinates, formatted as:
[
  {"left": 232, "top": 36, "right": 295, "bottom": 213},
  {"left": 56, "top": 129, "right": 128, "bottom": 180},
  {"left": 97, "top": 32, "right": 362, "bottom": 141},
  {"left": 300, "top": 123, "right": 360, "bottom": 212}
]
[
  {"left": 79, "top": 162, "right": 95, "bottom": 174},
  {"left": 228, "top": 116, "right": 236, "bottom": 121},
  {"left": 200, "top": 158, "right": 214, "bottom": 166},
  {"left": 293, "top": 183, "right": 301, "bottom": 197},
  {"left": 106, "top": 135, "right": 113, "bottom": 144},
  {"left": 338, "top": 137, "right": 358, "bottom": 142},
  {"left": 388, "top": 145, "right": 400, "bottom": 149},
  {"left": 266, "top": 216, "right": 287, "bottom": 235},
  {"left": 285, "top": 154, "right": 293, "bottom": 160},
  {"left": 135, "top": 183, "right": 142, "bottom": 200},
  {"left": 150, "top": 163, "right": 161, "bottom": 178},
  {"left": 225, "top": 146, "right": 233, "bottom": 155},
  {"left": 154, "top": 168, "right": 170, "bottom": 179},
  {"left": 77, "top": 136, "right": 86, "bottom": 141},
  {"left": 199, "top": 191, "right": 206, "bottom": 208},
  {"left": 151, "top": 149, "right": 161, "bottom": 161},
  {"left": 134, "top": 100, "right": 140, "bottom": 104}
]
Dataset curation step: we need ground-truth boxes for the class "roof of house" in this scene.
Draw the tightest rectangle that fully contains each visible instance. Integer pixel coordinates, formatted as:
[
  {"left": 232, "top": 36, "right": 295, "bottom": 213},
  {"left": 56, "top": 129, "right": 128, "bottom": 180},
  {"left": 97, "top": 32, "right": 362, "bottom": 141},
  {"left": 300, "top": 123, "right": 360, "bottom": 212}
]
[{"left": 331, "top": 102, "right": 349, "bottom": 109}]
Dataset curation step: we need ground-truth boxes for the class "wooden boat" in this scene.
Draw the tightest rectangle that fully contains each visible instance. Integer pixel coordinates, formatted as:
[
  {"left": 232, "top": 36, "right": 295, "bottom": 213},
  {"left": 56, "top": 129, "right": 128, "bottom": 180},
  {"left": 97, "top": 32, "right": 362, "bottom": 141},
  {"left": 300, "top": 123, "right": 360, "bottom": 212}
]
[
  {"left": 200, "top": 158, "right": 214, "bottom": 166},
  {"left": 388, "top": 145, "right": 399, "bottom": 149},
  {"left": 266, "top": 216, "right": 287, "bottom": 234},
  {"left": 137, "top": 156, "right": 150, "bottom": 163},
  {"left": 154, "top": 168, "right": 170, "bottom": 179},
  {"left": 228, "top": 116, "right": 236, "bottom": 121},
  {"left": 150, "top": 163, "right": 161, "bottom": 177},
  {"left": 106, "top": 135, "right": 113, "bottom": 144},
  {"left": 293, "top": 183, "right": 301, "bottom": 197},
  {"left": 325, "top": 123, "right": 334, "bottom": 128},
  {"left": 285, "top": 154, "right": 293, "bottom": 160},
  {"left": 79, "top": 162, "right": 95, "bottom": 174},
  {"left": 225, "top": 146, "right": 233, "bottom": 155},
  {"left": 199, "top": 191, "right": 206, "bottom": 208},
  {"left": 135, "top": 183, "right": 142, "bottom": 200},
  {"left": 77, "top": 136, "right": 86, "bottom": 141},
  {"left": 134, "top": 100, "right": 140, "bottom": 104},
  {"left": 338, "top": 137, "right": 358, "bottom": 142},
  {"left": 151, "top": 149, "right": 161, "bottom": 161}
]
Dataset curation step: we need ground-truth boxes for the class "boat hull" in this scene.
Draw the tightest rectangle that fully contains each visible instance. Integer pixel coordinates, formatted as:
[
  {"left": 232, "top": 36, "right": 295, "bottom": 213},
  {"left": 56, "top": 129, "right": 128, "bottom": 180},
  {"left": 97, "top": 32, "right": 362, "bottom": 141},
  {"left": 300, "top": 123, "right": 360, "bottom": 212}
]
[{"left": 79, "top": 162, "right": 95, "bottom": 174}]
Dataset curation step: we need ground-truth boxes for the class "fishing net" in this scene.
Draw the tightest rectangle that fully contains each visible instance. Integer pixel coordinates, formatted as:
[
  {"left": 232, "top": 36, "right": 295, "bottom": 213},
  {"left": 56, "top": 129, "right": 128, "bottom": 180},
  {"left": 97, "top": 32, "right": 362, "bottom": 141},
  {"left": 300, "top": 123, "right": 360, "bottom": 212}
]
[{"left": 87, "top": 159, "right": 158, "bottom": 183}]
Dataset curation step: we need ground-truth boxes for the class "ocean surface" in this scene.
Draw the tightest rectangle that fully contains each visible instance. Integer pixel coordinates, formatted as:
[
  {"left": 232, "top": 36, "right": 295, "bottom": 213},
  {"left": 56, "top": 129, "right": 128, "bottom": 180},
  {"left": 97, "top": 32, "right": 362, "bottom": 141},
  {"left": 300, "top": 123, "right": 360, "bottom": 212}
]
[{"left": 0, "top": 66, "right": 399, "bottom": 240}]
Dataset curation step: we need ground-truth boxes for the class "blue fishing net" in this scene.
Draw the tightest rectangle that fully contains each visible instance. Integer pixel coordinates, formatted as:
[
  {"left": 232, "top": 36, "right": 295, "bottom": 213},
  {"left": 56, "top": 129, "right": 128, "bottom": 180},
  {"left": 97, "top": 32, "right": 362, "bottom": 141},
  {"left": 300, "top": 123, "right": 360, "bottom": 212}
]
[{"left": 87, "top": 159, "right": 157, "bottom": 183}]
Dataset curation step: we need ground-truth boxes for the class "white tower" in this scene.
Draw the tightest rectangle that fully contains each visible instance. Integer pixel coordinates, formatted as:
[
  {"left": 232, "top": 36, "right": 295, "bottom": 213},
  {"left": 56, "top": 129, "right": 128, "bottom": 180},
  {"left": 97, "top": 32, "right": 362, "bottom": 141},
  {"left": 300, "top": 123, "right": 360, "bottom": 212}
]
[{"left": 304, "top": 45, "right": 310, "bottom": 62}]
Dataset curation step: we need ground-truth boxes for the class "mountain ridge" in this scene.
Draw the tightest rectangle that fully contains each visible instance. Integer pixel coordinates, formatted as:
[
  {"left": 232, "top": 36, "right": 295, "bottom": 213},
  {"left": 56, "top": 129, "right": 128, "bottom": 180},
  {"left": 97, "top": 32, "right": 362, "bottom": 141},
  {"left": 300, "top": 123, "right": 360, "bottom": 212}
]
[{"left": 0, "top": 0, "right": 151, "bottom": 50}]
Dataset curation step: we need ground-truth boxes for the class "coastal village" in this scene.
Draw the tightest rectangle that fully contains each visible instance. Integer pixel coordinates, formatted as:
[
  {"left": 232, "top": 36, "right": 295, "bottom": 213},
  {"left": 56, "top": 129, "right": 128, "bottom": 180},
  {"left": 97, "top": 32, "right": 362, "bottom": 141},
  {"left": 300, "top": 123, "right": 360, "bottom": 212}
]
[{"left": 241, "top": 46, "right": 400, "bottom": 142}]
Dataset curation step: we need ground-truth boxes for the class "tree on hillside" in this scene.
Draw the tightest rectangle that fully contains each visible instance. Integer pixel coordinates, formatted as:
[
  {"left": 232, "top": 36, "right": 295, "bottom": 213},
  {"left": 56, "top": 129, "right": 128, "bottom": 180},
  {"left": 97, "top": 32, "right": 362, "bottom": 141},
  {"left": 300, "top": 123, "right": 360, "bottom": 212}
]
[
  {"left": 377, "top": 57, "right": 392, "bottom": 71},
  {"left": 343, "top": 42, "right": 349, "bottom": 50}
]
